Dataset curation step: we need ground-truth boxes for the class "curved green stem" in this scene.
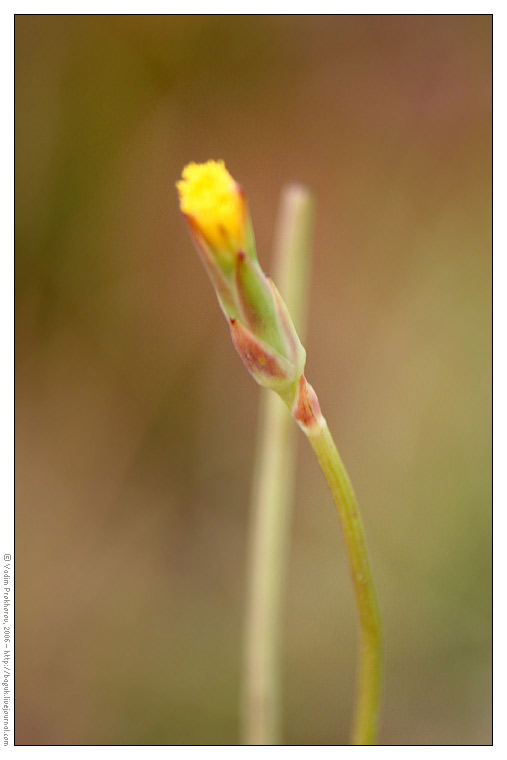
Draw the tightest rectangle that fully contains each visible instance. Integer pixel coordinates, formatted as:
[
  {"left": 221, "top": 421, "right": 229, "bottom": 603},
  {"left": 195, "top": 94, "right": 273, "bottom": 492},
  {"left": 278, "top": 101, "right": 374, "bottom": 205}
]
[{"left": 304, "top": 417, "right": 382, "bottom": 745}]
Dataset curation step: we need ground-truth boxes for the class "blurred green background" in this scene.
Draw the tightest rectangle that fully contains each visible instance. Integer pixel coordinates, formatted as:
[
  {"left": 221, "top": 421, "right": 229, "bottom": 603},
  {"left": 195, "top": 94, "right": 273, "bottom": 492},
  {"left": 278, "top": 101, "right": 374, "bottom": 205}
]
[{"left": 15, "top": 15, "right": 491, "bottom": 746}]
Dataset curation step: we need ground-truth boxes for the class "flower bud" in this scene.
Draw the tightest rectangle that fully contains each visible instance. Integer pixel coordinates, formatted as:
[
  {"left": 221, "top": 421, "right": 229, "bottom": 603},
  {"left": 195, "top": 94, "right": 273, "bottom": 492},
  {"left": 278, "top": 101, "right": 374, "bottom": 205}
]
[{"left": 177, "top": 160, "right": 307, "bottom": 404}]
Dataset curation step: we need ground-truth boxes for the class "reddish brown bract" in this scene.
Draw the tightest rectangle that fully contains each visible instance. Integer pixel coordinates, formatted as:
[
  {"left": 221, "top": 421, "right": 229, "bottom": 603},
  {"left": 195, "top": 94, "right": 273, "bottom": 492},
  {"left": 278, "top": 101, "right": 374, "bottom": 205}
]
[
  {"left": 292, "top": 375, "right": 323, "bottom": 432},
  {"left": 229, "top": 318, "right": 289, "bottom": 385}
]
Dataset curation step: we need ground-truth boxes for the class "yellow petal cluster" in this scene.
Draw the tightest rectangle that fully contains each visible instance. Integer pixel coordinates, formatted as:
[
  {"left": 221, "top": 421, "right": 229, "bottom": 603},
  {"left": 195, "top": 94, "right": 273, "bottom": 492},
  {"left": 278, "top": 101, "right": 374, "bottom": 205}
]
[{"left": 177, "top": 160, "right": 245, "bottom": 251}]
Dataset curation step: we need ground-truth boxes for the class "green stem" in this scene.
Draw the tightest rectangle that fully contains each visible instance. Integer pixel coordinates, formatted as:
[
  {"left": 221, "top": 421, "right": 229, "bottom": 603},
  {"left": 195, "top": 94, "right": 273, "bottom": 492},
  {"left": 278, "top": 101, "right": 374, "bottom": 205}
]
[
  {"left": 304, "top": 418, "right": 382, "bottom": 745},
  {"left": 242, "top": 186, "right": 314, "bottom": 745}
]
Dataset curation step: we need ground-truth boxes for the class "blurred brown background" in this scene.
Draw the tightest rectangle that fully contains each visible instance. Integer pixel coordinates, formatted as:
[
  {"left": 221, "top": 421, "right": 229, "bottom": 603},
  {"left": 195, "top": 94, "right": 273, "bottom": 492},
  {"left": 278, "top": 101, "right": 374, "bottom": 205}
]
[{"left": 15, "top": 15, "right": 491, "bottom": 745}]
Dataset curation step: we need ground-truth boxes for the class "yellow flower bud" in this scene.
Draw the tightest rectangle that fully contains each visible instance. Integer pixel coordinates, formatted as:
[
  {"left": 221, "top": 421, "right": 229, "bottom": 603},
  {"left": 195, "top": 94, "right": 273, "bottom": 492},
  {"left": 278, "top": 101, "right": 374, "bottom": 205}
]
[
  {"left": 176, "top": 160, "right": 246, "bottom": 255},
  {"left": 177, "top": 159, "right": 307, "bottom": 402}
]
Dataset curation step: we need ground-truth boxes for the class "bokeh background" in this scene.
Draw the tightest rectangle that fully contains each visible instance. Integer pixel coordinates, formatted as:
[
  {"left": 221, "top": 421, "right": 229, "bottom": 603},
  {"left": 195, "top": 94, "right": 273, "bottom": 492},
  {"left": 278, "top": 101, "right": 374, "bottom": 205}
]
[{"left": 15, "top": 15, "right": 491, "bottom": 746}]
